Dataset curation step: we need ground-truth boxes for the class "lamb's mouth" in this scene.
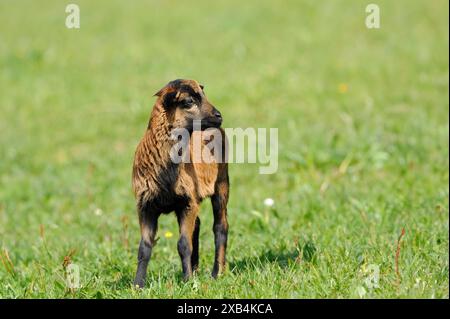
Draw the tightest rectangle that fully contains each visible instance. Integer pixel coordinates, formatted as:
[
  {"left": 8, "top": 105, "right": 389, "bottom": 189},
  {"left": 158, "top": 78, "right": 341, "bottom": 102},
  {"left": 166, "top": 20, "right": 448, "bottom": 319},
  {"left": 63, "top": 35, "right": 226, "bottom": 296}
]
[
  {"left": 203, "top": 117, "right": 222, "bottom": 128},
  {"left": 186, "top": 118, "right": 222, "bottom": 132},
  {"left": 191, "top": 120, "right": 222, "bottom": 131}
]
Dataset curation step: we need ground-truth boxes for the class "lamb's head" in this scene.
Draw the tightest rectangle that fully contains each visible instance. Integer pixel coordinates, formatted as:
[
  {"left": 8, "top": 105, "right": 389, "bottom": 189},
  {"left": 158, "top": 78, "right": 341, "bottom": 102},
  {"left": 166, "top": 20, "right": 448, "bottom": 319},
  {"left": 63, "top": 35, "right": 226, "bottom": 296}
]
[{"left": 154, "top": 79, "right": 222, "bottom": 131}]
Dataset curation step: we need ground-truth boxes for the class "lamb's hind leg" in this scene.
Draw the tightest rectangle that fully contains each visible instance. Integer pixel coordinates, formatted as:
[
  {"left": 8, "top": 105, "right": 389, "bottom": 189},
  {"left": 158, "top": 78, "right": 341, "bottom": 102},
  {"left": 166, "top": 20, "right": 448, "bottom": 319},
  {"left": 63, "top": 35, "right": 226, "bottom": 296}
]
[
  {"left": 176, "top": 203, "right": 199, "bottom": 281},
  {"left": 134, "top": 208, "right": 159, "bottom": 288},
  {"left": 191, "top": 216, "right": 201, "bottom": 272},
  {"left": 211, "top": 180, "right": 229, "bottom": 278}
]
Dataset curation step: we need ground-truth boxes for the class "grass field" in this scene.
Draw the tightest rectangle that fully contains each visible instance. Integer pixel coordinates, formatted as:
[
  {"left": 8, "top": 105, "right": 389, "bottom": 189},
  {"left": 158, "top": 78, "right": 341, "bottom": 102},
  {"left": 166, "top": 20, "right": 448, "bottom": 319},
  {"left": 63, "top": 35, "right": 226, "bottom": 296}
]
[{"left": 0, "top": 0, "right": 448, "bottom": 298}]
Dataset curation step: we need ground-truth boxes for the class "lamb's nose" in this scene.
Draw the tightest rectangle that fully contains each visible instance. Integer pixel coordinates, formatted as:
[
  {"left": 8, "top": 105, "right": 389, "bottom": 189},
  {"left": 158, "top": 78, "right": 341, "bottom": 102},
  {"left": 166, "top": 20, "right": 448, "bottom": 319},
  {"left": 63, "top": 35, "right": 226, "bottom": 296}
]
[{"left": 214, "top": 110, "right": 222, "bottom": 120}]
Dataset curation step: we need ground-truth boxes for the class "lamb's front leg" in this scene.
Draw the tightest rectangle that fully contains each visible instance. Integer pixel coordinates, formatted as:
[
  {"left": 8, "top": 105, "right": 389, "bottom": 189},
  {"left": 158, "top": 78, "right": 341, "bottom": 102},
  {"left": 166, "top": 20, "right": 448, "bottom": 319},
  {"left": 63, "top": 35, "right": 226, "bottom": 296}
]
[
  {"left": 211, "top": 181, "right": 229, "bottom": 278},
  {"left": 134, "top": 209, "right": 159, "bottom": 288},
  {"left": 176, "top": 203, "right": 199, "bottom": 280}
]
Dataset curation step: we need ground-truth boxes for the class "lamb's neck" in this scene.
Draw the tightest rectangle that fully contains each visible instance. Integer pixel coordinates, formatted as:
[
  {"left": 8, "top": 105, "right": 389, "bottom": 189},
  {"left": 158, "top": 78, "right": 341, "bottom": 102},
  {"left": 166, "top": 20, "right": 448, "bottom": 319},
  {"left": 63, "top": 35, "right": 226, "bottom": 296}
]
[{"left": 145, "top": 106, "right": 176, "bottom": 164}]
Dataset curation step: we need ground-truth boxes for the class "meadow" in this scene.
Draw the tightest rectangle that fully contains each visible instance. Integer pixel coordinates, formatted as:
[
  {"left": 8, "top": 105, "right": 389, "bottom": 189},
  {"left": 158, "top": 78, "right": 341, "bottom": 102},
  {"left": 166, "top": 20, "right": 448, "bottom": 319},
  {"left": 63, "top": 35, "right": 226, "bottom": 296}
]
[{"left": 0, "top": 0, "right": 448, "bottom": 298}]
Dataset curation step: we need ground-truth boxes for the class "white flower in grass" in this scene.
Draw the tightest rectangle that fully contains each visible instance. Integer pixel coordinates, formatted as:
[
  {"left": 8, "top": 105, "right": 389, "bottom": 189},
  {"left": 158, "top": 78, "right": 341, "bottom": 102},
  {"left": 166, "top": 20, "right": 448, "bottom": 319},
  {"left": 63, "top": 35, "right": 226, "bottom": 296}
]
[
  {"left": 94, "top": 208, "right": 103, "bottom": 216},
  {"left": 263, "top": 198, "right": 274, "bottom": 207},
  {"left": 356, "top": 286, "right": 367, "bottom": 298}
]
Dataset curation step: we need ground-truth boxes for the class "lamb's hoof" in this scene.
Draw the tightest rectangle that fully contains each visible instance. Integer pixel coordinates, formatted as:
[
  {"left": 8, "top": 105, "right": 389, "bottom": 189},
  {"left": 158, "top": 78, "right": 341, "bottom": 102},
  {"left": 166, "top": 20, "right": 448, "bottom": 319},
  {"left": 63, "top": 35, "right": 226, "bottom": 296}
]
[
  {"left": 212, "top": 265, "right": 225, "bottom": 279},
  {"left": 133, "top": 279, "right": 145, "bottom": 289}
]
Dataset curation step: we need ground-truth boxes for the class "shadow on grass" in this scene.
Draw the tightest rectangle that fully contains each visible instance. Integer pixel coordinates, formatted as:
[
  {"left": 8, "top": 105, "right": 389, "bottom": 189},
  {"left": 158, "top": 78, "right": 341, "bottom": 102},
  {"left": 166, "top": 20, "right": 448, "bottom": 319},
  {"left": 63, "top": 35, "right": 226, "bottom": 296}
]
[
  {"left": 229, "top": 248, "right": 300, "bottom": 272},
  {"left": 229, "top": 240, "right": 317, "bottom": 272}
]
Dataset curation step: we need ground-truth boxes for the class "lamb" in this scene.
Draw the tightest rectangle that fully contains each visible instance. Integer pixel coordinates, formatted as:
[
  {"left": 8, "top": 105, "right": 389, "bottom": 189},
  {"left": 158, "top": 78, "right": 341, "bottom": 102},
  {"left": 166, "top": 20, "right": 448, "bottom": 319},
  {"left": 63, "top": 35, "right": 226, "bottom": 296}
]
[{"left": 132, "top": 79, "right": 229, "bottom": 288}]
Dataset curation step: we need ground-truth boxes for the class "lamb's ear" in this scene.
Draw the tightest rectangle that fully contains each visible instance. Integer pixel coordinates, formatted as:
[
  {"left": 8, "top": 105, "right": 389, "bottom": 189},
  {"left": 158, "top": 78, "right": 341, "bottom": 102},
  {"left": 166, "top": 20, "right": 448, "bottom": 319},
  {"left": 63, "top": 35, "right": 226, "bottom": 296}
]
[
  {"left": 153, "top": 88, "right": 164, "bottom": 97},
  {"left": 153, "top": 82, "right": 170, "bottom": 97},
  {"left": 154, "top": 80, "right": 182, "bottom": 107},
  {"left": 159, "top": 90, "right": 181, "bottom": 108}
]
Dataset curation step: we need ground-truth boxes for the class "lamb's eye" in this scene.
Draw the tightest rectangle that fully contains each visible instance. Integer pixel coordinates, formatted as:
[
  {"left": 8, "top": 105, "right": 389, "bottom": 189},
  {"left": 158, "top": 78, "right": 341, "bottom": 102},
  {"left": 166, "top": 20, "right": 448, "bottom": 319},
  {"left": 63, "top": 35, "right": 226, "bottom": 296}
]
[{"left": 182, "top": 97, "right": 195, "bottom": 108}]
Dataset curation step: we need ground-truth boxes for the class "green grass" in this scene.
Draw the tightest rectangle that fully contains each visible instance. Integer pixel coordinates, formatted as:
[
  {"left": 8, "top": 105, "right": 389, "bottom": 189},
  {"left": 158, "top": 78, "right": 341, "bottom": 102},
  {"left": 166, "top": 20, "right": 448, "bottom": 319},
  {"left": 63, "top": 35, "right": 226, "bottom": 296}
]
[{"left": 0, "top": 0, "right": 448, "bottom": 298}]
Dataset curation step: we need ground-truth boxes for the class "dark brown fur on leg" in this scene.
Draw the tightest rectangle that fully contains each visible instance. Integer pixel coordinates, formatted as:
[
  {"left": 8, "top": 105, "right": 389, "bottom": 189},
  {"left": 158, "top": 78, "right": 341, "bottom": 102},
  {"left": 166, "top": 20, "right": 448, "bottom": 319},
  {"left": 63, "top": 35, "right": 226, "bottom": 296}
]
[
  {"left": 134, "top": 208, "right": 159, "bottom": 288},
  {"left": 211, "top": 173, "right": 229, "bottom": 278},
  {"left": 191, "top": 217, "right": 201, "bottom": 272},
  {"left": 176, "top": 203, "right": 199, "bottom": 280}
]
